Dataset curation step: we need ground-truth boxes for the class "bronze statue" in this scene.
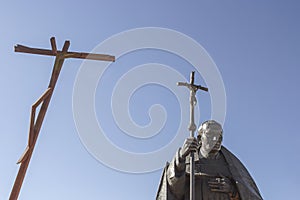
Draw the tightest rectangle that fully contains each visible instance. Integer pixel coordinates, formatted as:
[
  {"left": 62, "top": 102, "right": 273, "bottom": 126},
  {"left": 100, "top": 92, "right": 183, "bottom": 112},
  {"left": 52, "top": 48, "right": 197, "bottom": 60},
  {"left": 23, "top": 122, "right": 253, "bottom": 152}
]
[{"left": 156, "top": 120, "right": 263, "bottom": 200}]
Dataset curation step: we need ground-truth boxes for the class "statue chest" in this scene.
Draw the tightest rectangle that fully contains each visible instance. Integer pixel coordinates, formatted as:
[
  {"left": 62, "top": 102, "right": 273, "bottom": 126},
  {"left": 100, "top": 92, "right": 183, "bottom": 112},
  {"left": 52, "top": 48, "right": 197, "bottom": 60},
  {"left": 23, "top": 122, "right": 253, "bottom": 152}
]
[
  {"left": 186, "top": 153, "right": 231, "bottom": 177},
  {"left": 184, "top": 153, "right": 233, "bottom": 200}
]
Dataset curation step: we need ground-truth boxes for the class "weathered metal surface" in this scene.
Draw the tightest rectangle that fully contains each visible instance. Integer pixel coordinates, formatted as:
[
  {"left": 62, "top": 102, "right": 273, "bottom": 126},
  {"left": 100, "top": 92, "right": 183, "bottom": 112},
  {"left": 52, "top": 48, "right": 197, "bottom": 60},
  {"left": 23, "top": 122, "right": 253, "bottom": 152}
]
[
  {"left": 15, "top": 40, "right": 115, "bottom": 62},
  {"left": 9, "top": 37, "right": 115, "bottom": 200}
]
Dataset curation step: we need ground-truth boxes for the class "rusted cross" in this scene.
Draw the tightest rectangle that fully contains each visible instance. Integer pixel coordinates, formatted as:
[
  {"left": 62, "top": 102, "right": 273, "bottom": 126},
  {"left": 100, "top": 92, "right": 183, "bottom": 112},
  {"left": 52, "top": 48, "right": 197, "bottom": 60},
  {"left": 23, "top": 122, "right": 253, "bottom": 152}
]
[{"left": 9, "top": 37, "right": 115, "bottom": 200}]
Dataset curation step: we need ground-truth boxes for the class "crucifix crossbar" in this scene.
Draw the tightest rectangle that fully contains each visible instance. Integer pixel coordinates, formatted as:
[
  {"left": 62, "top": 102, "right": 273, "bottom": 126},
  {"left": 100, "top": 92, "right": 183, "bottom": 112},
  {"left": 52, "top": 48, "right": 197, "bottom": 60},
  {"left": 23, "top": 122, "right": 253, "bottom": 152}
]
[{"left": 9, "top": 37, "right": 115, "bottom": 200}]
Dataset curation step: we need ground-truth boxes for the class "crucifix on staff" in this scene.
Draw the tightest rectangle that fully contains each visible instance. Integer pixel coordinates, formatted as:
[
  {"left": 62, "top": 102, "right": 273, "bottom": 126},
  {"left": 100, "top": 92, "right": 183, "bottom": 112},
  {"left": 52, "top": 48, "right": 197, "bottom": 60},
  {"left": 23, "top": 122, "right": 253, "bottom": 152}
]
[{"left": 177, "top": 71, "right": 208, "bottom": 200}]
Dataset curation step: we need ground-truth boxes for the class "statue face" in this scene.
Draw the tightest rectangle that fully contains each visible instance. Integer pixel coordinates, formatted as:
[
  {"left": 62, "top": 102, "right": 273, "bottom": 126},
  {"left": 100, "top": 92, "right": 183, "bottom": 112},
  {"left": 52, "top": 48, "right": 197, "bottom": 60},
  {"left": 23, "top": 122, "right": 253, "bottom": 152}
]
[
  {"left": 198, "top": 120, "right": 223, "bottom": 157},
  {"left": 201, "top": 133, "right": 222, "bottom": 154}
]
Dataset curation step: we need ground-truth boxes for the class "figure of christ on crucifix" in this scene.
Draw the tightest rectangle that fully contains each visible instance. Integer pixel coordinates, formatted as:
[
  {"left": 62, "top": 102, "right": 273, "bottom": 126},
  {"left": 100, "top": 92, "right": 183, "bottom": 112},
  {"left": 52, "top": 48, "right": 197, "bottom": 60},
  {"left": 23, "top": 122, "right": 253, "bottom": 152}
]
[{"left": 156, "top": 72, "right": 263, "bottom": 200}]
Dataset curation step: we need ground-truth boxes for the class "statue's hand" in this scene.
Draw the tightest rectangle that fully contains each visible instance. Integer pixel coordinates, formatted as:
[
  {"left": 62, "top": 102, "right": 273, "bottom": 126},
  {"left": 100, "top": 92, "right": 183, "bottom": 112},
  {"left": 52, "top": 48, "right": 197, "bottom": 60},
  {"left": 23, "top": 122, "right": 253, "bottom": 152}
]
[
  {"left": 179, "top": 137, "right": 198, "bottom": 160},
  {"left": 208, "top": 176, "right": 237, "bottom": 195}
]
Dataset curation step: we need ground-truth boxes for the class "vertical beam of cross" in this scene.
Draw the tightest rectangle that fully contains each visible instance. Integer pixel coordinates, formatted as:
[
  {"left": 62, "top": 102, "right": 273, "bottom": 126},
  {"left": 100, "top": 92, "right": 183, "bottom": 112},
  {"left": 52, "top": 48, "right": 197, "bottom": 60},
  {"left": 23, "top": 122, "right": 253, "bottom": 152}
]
[{"left": 9, "top": 37, "right": 115, "bottom": 200}]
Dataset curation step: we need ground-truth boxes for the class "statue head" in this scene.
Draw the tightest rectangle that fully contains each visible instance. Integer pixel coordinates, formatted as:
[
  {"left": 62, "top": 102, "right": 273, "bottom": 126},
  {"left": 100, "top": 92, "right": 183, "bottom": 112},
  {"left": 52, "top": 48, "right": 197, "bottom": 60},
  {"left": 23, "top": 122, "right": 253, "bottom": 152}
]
[{"left": 197, "top": 120, "right": 223, "bottom": 158}]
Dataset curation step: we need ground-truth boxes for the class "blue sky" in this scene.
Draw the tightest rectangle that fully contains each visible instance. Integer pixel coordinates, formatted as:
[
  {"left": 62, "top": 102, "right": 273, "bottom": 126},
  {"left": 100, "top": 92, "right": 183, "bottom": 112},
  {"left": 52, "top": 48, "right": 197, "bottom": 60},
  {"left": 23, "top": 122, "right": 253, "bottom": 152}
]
[{"left": 1, "top": 1, "right": 300, "bottom": 199}]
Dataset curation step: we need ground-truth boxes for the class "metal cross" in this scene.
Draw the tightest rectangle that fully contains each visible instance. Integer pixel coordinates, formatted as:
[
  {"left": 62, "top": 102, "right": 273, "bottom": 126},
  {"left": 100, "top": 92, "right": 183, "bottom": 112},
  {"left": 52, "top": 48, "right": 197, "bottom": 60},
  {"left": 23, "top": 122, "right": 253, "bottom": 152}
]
[{"left": 9, "top": 37, "right": 115, "bottom": 200}]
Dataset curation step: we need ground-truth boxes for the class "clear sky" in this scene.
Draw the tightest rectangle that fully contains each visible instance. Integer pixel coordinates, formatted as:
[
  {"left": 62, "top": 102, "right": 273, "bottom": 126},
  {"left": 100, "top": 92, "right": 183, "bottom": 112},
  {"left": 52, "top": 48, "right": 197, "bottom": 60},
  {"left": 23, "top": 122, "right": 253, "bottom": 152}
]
[{"left": 1, "top": 1, "right": 299, "bottom": 199}]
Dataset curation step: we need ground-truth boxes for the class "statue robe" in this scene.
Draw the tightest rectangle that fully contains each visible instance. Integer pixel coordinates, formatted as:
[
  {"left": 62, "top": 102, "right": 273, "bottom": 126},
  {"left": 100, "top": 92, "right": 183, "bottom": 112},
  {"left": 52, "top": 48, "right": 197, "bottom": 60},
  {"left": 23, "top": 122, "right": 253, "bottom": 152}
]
[{"left": 156, "top": 146, "right": 263, "bottom": 200}]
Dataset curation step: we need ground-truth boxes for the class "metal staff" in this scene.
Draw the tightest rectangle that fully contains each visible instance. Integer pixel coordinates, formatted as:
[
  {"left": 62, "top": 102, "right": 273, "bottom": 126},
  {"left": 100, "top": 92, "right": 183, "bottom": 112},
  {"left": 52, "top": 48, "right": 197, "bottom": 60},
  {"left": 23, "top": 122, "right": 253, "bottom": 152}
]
[{"left": 177, "top": 71, "right": 208, "bottom": 200}]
